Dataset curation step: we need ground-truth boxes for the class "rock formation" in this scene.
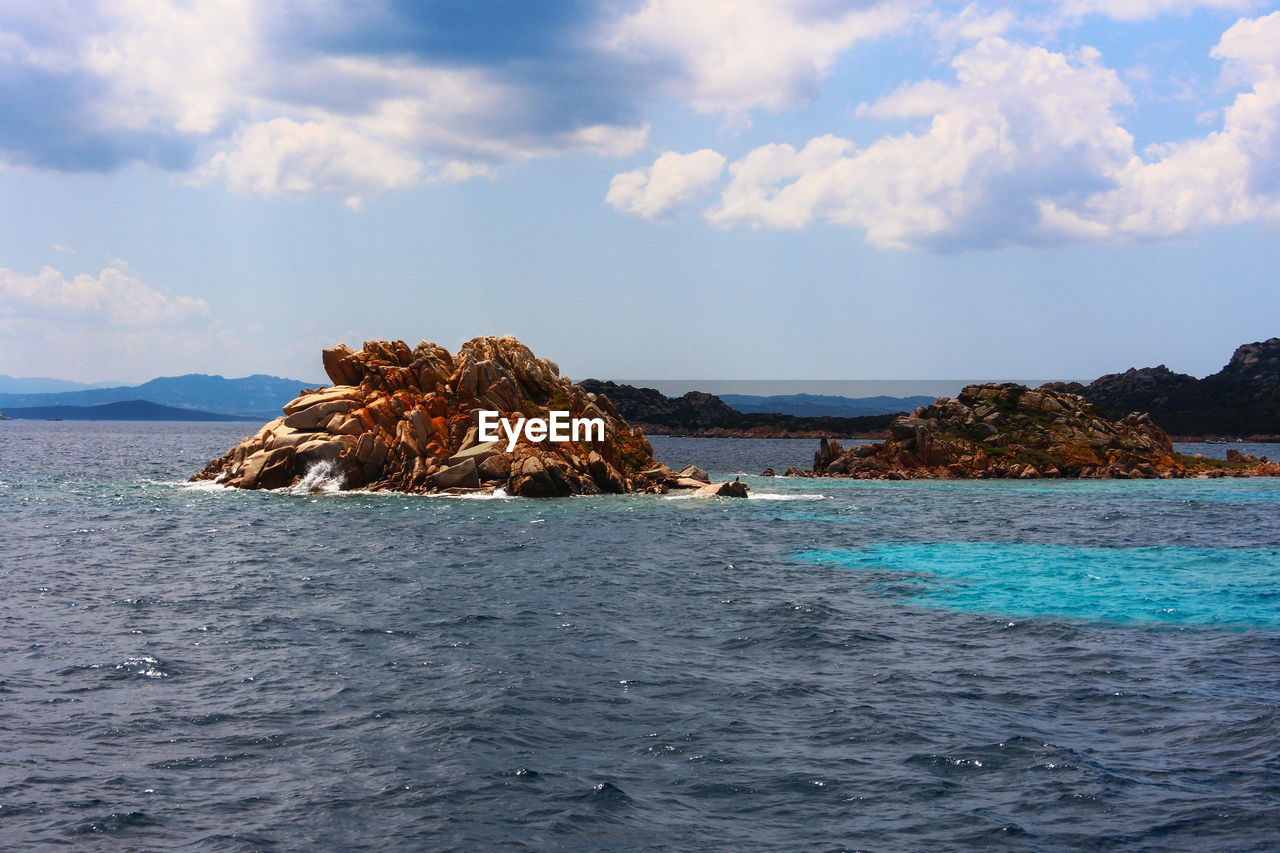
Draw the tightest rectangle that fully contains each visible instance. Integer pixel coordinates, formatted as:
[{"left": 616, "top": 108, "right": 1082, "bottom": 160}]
[
  {"left": 192, "top": 336, "right": 747, "bottom": 497},
  {"left": 806, "top": 383, "right": 1280, "bottom": 480},
  {"left": 1050, "top": 337, "right": 1280, "bottom": 438},
  {"left": 575, "top": 379, "right": 896, "bottom": 438}
]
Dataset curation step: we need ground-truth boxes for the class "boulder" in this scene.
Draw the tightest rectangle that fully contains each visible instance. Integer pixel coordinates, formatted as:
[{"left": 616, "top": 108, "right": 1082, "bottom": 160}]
[
  {"left": 676, "top": 464, "right": 711, "bottom": 484},
  {"left": 193, "top": 336, "right": 678, "bottom": 497},
  {"left": 478, "top": 453, "right": 512, "bottom": 482},
  {"left": 284, "top": 398, "right": 357, "bottom": 430},
  {"left": 283, "top": 386, "right": 362, "bottom": 415},
  {"left": 296, "top": 438, "right": 348, "bottom": 467},
  {"left": 447, "top": 441, "right": 500, "bottom": 466},
  {"left": 509, "top": 455, "right": 568, "bottom": 497},
  {"left": 430, "top": 457, "right": 480, "bottom": 490},
  {"left": 693, "top": 480, "right": 750, "bottom": 498},
  {"left": 675, "top": 477, "right": 710, "bottom": 489},
  {"left": 321, "top": 345, "right": 363, "bottom": 386},
  {"left": 238, "top": 445, "right": 297, "bottom": 490}
]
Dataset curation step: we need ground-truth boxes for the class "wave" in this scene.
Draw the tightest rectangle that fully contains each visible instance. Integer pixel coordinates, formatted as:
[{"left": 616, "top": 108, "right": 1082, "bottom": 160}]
[
  {"left": 424, "top": 487, "right": 512, "bottom": 500},
  {"left": 748, "top": 493, "right": 827, "bottom": 501},
  {"left": 290, "top": 460, "right": 346, "bottom": 494},
  {"left": 181, "top": 478, "right": 232, "bottom": 493}
]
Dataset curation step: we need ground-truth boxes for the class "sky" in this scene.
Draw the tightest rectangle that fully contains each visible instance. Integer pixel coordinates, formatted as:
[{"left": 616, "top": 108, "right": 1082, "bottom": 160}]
[{"left": 0, "top": 0, "right": 1278, "bottom": 386}]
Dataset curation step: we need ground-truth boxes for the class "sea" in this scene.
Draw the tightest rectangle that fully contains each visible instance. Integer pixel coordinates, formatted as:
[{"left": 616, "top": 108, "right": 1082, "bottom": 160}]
[{"left": 3, "top": 421, "right": 1280, "bottom": 851}]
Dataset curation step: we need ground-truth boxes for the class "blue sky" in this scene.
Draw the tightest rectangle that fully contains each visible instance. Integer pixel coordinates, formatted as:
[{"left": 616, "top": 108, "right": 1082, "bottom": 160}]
[{"left": 0, "top": 0, "right": 1277, "bottom": 385}]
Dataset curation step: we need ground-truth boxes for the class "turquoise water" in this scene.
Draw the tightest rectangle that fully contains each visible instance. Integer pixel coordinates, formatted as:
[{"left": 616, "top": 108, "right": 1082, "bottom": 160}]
[
  {"left": 797, "top": 543, "right": 1280, "bottom": 627},
  {"left": 771, "top": 465, "right": 1280, "bottom": 628}
]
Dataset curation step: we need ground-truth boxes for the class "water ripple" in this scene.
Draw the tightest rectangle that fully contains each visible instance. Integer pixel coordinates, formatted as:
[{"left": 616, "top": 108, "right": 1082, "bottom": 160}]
[{"left": 1, "top": 424, "right": 1279, "bottom": 850}]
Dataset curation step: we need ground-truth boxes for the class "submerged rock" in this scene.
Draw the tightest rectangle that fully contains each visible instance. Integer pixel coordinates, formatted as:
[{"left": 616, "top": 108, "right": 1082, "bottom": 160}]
[
  {"left": 192, "top": 336, "right": 678, "bottom": 497},
  {"left": 808, "top": 383, "right": 1280, "bottom": 480}
]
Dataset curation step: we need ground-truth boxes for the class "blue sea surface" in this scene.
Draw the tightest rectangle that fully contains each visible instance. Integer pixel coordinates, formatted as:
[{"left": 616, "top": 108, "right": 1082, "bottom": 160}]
[{"left": 3, "top": 423, "right": 1280, "bottom": 850}]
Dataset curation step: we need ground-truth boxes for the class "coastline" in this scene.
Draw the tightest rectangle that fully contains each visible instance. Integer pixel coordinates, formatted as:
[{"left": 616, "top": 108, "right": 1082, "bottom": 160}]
[
  {"left": 631, "top": 422, "right": 883, "bottom": 440},
  {"left": 639, "top": 425, "right": 1280, "bottom": 443}
]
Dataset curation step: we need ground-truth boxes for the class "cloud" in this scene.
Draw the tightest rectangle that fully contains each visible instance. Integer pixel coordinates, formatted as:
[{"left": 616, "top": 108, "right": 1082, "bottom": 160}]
[
  {"left": 195, "top": 117, "right": 428, "bottom": 210},
  {"left": 0, "top": 259, "right": 209, "bottom": 324},
  {"left": 705, "top": 15, "right": 1280, "bottom": 250},
  {"left": 608, "top": 0, "right": 913, "bottom": 119},
  {"left": 707, "top": 38, "right": 1134, "bottom": 249},
  {"left": 0, "top": 259, "right": 239, "bottom": 381},
  {"left": 84, "top": 0, "right": 255, "bottom": 136},
  {"left": 3, "top": 0, "right": 1271, "bottom": 211},
  {"left": 1038, "top": 11, "right": 1280, "bottom": 240},
  {"left": 0, "top": 0, "right": 651, "bottom": 204},
  {"left": 1212, "top": 7, "right": 1280, "bottom": 72},
  {"left": 924, "top": 4, "right": 1017, "bottom": 46},
  {"left": 606, "top": 149, "right": 727, "bottom": 219}
]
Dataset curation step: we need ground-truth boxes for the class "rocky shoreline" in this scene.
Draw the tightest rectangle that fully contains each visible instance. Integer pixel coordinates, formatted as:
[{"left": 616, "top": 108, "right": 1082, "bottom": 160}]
[
  {"left": 627, "top": 422, "right": 887, "bottom": 440},
  {"left": 192, "top": 337, "right": 747, "bottom": 498},
  {"left": 1167, "top": 435, "right": 1280, "bottom": 443},
  {"left": 776, "top": 383, "right": 1280, "bottom": 480}
]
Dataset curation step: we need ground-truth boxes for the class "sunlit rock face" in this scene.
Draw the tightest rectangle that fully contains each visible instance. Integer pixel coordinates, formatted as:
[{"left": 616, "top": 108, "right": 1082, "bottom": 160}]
[{"left": 191, "top": 336, "right": 661, "bottom": 497}]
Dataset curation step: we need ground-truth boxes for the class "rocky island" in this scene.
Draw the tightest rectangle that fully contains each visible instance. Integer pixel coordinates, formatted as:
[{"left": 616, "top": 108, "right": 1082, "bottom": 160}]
[
  {"left": 794, "top": 383, "right": 1280, "bottom": 480},
  {"left": 192, "top": 336, "right": 746, "bottom": 498},
  {"left": 576, "top": 380, "right": 897, "bottom": 438},
  {"left": 1045, "top": 337, "right": 1280, "bottom": 439}
]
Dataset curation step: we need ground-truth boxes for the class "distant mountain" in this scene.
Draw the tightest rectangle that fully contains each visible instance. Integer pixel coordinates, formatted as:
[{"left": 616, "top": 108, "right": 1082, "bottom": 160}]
[
  {"left": 0, "top": 373, "right": 318, "bottom": 418},
  {"left": 1043, "top": 337, "right": 1280, "bottom": 437},
  {"left": 0, "top": 374, "right": 116, "bottom": 393},
  {"left": 1, "top": 400, "right": 259, "bottom": 422},
  {"left": 719, "top": 393, "right": 936, "bottom": 418},
  {"left": 577, "top": 380, "right": 899, "bottom": 437}
]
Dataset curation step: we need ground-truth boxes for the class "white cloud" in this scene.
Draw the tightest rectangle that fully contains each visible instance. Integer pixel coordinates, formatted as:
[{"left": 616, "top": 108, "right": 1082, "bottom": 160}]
[
  {"left": 606, "top": 149, "right": 727, "bottom": 219},
  {"left": 1040, "top": 11, "right": 1280, "bottom": 240},
  {"left": 1213, "top": 8, "right": 1280, "bottom": 73},
  {"left": 85, "top": 0, "right": 255, "bottom": 135},
  {"left": 706, "top": 15, "right": 1280, "bottom": 250},
  {"left": 608, "top": 0, "right": 913, "bottom": 119},
  {"left": 7, "top": 0, "right": 1274, "bottom": 214},
  {"left": 923, "top": 3, "right": 1017, "bottom": 48},
  {"left": 707, "top": 38, "right": 1134, "bottom": 248},
  {"left": 0, "top": 260, "right": 209, "bottom": 324},
  {"left": 196, "top": 118, "right": 427, "bottom": 210},
  {"left": 0, "top": 260, "right": 240, "bottom": 381}
]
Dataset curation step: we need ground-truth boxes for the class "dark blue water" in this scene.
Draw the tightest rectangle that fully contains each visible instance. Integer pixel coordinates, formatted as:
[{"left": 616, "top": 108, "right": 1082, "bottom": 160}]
[{"left": 4, "top": 423, "right": 1280, "bottom": 850}]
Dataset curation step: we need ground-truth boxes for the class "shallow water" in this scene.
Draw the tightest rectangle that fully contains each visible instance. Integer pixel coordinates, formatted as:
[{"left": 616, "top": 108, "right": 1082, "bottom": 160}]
[{"left": 3, "top": 423, "right": 1280, "bottom": 850}]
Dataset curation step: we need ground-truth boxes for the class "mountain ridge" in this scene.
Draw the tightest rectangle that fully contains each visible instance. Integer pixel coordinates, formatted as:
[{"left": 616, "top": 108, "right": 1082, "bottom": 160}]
[
  {"left": 5, "top": 337, "right": 1278, "bottom": 435},
  {"left": 0, "top": 373, "right": 319, "bottom": 419},
  {"left": 2, "top": 400, "right": 259, "bottom": 422}
]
